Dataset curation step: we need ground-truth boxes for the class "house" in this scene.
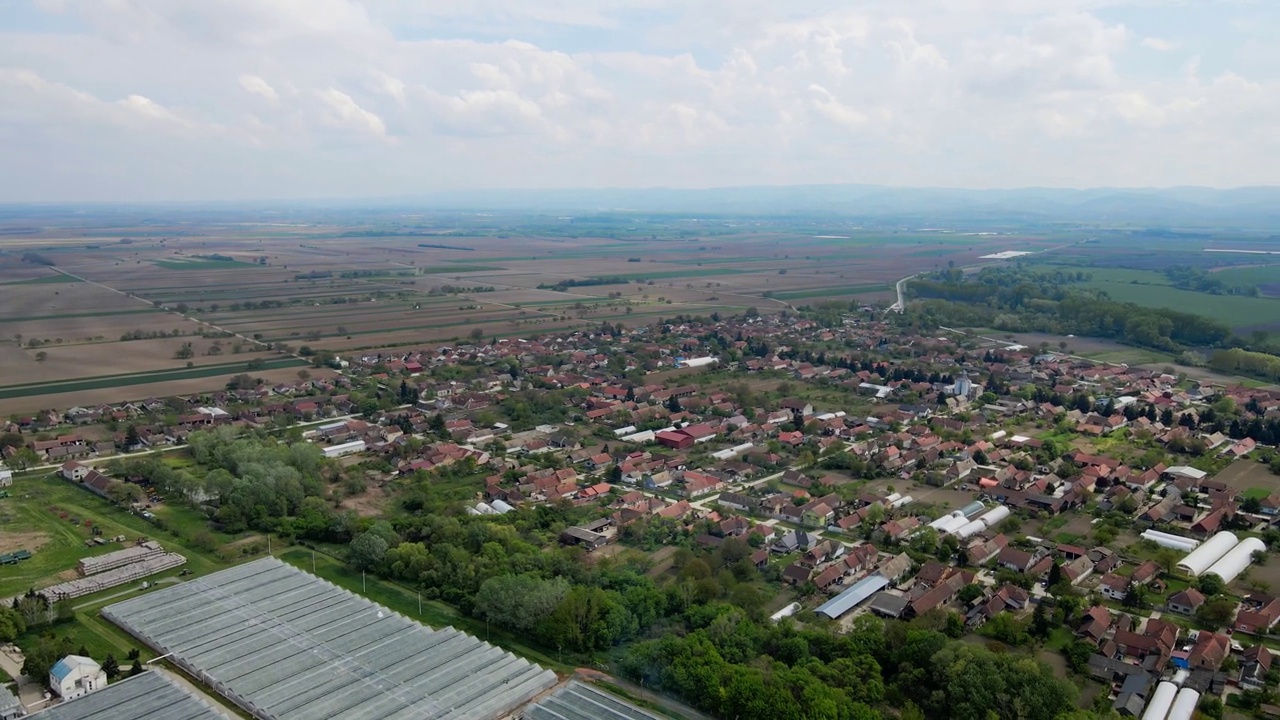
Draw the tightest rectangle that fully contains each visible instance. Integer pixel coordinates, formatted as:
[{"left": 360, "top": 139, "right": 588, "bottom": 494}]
[
  {"left": 1235, "top": 594, "right": 1280, "bottom": 634},
  {"left": 60, "top": 461, "right": 91, "bottom": 482},
  {"left": 1076, "top": 605, "right": 1111, "bottom": 646},
  {"left": 1167, "top": 588, "right": 1206, "bottom": 616},
  {"left": 655, "top": 430, "right": 694, "bottom": 450},
  {"left": 49, "top": 655, "right": 107, "bottom": 700},
  {"left": 0, "top": 468, "right": 11, "bottom": 488},
  {"left": 997, "top": 547, "right": 1038, "bottom": 574},
  {"left": 717, "top": 492, "right": 759, "bottom": 512},
  {"left": 1241, "top": 645, "right": 1273, "bottom": 690},
  {"left": 1186, "top": 632, "right": 1231, "bottom": 670},
  {"left": 1098, "top": 573, "right": 1129, "bottom": 602}
]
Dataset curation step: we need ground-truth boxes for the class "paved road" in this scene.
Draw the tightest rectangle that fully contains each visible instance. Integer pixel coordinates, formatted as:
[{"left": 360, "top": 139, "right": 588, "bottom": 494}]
[{"left": 887, "top": 274, "right": 915, "bottom": 313}]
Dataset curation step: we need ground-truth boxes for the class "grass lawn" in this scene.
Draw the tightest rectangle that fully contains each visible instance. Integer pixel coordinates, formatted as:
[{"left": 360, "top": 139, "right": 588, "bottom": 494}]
[
  {"left": 277, "top": 547, "right": 578, "bottom": 673},
  {"left": 1045, "top": 626, "right": 1074, "bottom": 651},
  {"left": 0, "top": 471, "right": 230, "bottom": 598},
  {"left": 1244, "top": 487, "right": 1272, "bottom": 501}
]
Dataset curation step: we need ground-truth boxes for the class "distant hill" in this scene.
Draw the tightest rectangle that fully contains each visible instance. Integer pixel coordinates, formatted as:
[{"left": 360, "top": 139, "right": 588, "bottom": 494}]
[{"left": 409, "top": 185, "right": 1280, "bottom": 229}]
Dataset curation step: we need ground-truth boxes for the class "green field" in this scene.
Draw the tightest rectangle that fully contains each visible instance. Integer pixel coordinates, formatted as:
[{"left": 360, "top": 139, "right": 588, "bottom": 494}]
[
  {"left": 152, "top": 259, "right": 254, "bottom": 270},
  {"left": 772, "top": 283, "right": 890, "bottom": 300},
  {"left": 603, "top": 268, "right": 748, "bottom": 281},
  {"left": 1077, "top": 347, "right": 1174, "bottom": 365},
  {"left": 3, "top": 273, "right": 83, "bottom": 285},
  {"left": 0, "top": 471, "right": 229, "bottom": 598},
  {"left": 1081, "top": 281, "right": 1280, "bottom": 330},
  {"left": 1211, "top": 263, "right": 1280, "bottom": 288},
  {"left": 417, "top": 265, "right": 503, "bottom": 274},
  {"left": 1026, "top": 262, "right": 1280, "bottom": 330},
  {"left": 0, "top": 357, "right": 308, "bottom": 399}
]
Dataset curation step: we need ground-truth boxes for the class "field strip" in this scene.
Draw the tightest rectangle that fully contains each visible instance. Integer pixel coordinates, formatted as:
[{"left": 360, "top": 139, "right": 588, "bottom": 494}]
[{"left": 0, "top": 357, "right": 308, "bottom": 399}]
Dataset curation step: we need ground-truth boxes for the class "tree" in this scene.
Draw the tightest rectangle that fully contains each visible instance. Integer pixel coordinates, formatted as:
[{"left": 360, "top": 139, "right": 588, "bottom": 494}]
[
  {"left": 472, "top": 575, "right": 570, "bottom": 634},
  {"left": 1030, "top": 600, "right": 1053, "bottom": 639},
  {"left": 1046, "top": 561, "right": 1063, "bottom": 589},
  {"left": 0, "top": 605, "right": 26, "bottom": 642},
  {"left": 666, "top": 394, "right": 682, "bottom": 413},
  {"left": 1196, "top": 597, "right": 1237, "bottom": 627},
  {"left": 125, "top": 424, "right": 141, "bottom": 447},
  {"left": 102, "top": 653, "right": 120, "bottom": 680},
  {"left": 34, "top": 350, "right": 47, "bottom": 362},
  {"left": 1197, "top": 574, "right": 1225, "bottom": 597},
  {"left": 348, "top": 532, "right": 389, "bottom": 571},
  {"left": 21, "top": 634, "right": 78, "bottom": 687},
  {"left": 1122, "top": 584, "right": 1146, "bottom": 609},
  {"left": 7, "top": 446, "right": 39, "bottom": 470}
]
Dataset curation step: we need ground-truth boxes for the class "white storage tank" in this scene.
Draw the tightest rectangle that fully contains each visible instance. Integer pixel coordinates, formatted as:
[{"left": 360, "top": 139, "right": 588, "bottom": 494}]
[
  {"left": 1140, "top": 682, "right": 1178, "bottom": 720},
  {"left": 1177, "top": 532, "right": 1239, "bottom": 577},
  {"left": 1206, "top": 536, "right": 1267, "bottom": 585},
  {"left": 1166, "top": 687, "right": 1200, "bottom": 720}
]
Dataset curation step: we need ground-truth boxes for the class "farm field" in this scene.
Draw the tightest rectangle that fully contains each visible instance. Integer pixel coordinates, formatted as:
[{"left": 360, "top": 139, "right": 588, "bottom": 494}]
[
  {"left": 0, "top": 208, "right": 1069, "bottom": 407},
  {"left": 1210, "top": 458, "right": 1280, "bottom": 496}
]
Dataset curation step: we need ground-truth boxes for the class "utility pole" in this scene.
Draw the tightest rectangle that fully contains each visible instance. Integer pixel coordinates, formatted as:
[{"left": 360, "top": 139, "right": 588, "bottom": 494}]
[
  {"left": 417, "top": 591, "right": 421, "bottom": 615},
  {"left": 362, "top": 571, "right": 366, "bottom": 593},
  {"left": 312, "top": 550, "right": 316, "bottom": 573}
]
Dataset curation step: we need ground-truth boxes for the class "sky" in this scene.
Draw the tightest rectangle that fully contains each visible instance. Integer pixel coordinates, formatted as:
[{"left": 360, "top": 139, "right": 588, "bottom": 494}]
[{"left": 1, "top": 0, "right": 1278, "bottom": 202}]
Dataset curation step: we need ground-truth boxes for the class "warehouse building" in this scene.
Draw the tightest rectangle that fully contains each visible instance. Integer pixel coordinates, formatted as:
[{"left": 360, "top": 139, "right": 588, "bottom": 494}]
[
  {"left": 814, "top": 574, "right": 890, "bottom": 620},
  {"left": 103, "top": 558, "right": 556, "bottom": 720},
  {"left": 28, "top": 670, "right": 231, "bottom": 720},
  {"left": 523, "top": 681, "right": 663, "bottom": 720}
]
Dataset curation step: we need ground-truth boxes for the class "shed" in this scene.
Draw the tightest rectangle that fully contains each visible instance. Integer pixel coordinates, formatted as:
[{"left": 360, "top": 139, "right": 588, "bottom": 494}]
[{"left": 814, "top": 574, "right": 889, "bottom": 619}]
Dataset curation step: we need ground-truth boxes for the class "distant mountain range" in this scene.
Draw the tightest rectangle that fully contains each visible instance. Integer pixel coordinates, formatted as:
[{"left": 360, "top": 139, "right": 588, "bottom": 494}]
[{"left": 408, "top": 185, "right": 1280, "bottom": 229}]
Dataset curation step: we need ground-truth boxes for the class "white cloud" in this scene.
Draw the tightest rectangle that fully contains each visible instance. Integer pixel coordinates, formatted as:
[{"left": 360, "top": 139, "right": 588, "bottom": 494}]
[
  {"left": 316, "top": 88, "right": 388, "bottom": 139},
  {"left": 0, "top": 0, "right": 1276, "bottom": 200},
  {"left": 238, "top": 74, "right": 279, "bottom": 103}
]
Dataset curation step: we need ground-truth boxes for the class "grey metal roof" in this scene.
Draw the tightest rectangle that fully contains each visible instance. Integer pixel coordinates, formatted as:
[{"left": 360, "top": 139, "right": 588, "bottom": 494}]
[
  {"left": 102, "top": 557, "right": 557, "bottom": 720},
  {"left": 1, "top": 685, "right": 23, "bottom": 716},
  {"left": 28, "top": 670, "right": 232, "bottom": 720},
  {"left": 523, "top": 682, "right": 664, "bottom": 720},
  {"left": 814, "top": 574, "right": 889, "bottom": 619}
]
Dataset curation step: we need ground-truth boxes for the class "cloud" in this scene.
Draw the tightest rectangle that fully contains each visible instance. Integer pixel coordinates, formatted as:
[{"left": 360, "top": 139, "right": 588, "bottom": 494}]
[
  {"left": 316, "top": 88, "right": 388, "bottom": 139},
  {"left": 0, "top": 0, "right": 1276, "bottom": 200},
  {"left": 239, "top": 74, "right": 279, "bottom": 103}
]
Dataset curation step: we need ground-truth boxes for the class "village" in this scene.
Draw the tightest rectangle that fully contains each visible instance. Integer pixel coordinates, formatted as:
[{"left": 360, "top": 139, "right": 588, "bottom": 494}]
[{"left": 5, "top": 308, "right": 1280, "bottom": 719}]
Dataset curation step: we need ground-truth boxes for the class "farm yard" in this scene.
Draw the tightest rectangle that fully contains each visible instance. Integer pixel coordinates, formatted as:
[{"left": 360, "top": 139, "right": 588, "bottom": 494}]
[{"left": 0, "top": 210, "right": 1069, "bottom": 408}]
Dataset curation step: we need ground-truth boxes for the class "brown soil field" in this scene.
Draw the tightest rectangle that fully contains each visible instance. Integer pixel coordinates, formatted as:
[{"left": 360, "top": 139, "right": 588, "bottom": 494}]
[
  {"left": 0, "top": 366, "right": 336, "bottom": 416},
  {"left": 0, "top": 531, "right": 49, "bottom": 554},
  {"left": 4, "top": 337, "right": 276, "bottom": 385},
  {"left": 1212, "top": 459, "right": 1280, "bottom": 494}
]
